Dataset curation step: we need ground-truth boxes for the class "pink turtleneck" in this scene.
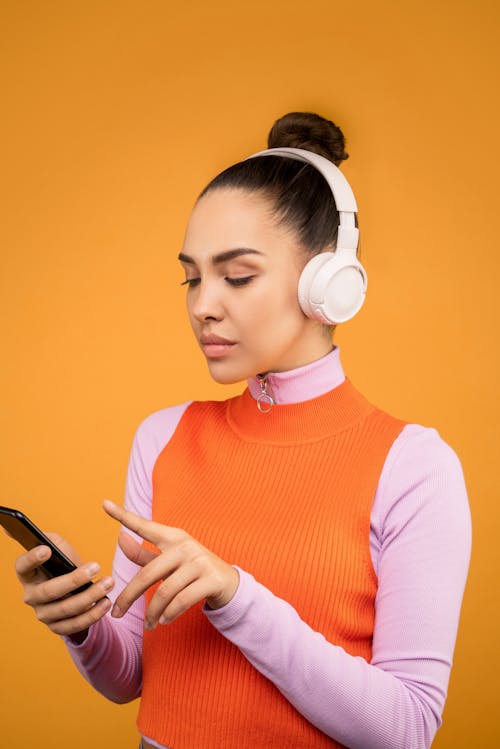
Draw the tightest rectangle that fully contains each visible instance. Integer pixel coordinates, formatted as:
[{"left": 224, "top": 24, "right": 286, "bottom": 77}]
[{"left": 63, "top": 346, "right": 471, "bottom": 749}]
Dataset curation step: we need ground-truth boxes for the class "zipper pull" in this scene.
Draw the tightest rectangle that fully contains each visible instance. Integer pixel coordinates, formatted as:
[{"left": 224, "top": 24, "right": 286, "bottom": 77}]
[{"left": 256, "top": 373, "right": 275, "bottom": 413}]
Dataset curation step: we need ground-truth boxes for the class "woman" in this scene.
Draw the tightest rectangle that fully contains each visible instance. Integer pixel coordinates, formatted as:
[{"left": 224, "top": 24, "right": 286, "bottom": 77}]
[{"left": 15, "top": 111, "right": 471, "bottom": 749}]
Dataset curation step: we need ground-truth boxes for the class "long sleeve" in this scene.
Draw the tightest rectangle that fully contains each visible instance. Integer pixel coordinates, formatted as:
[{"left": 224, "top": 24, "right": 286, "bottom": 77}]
[
  {"left": 204, "top": 424, "right": 472, "bottom": 749},
  {"left": 62, "top": 401, "right": 192, "bottom": 703},
  {"left": 61, "top": 345, "right": 472, "bottom": 748}
]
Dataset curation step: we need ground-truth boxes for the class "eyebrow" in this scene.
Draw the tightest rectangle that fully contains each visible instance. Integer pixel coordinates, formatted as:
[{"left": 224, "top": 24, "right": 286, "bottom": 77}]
[{"left": 177, "top": 248, "right": 264, "bottom": 265}]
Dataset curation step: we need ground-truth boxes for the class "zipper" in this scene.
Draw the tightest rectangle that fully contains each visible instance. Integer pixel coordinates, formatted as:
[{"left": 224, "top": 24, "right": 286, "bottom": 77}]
[{"left": 256, "top": 373, "right": 275, "bottom": 413}]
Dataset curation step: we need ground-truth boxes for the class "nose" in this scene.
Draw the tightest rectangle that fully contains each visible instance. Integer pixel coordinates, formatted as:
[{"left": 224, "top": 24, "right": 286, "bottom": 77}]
[{"left": 189, "top": 278, "right": 224, "bottom": 323}]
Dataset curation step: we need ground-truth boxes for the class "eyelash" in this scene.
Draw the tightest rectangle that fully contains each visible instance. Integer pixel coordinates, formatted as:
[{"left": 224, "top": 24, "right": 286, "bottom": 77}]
[{"left": 180, "top": 276, "right": 255, "bottom": 288}]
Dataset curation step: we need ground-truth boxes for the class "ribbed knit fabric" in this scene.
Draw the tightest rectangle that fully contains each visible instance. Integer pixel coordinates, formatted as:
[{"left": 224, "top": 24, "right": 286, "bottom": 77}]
[{"left": 137, "top": 378, "right": 407, "bottom": 748}]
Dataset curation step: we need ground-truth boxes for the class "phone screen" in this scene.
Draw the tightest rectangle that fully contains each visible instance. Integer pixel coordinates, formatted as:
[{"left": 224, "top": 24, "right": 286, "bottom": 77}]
[{"left": 0, "top": 505, "right": 93, "bottom": 595}]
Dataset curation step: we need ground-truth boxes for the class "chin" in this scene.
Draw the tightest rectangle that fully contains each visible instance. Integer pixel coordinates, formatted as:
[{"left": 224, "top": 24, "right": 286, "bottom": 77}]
[{"left": 205, "top": 361, "right": 252, "bottom": 385}]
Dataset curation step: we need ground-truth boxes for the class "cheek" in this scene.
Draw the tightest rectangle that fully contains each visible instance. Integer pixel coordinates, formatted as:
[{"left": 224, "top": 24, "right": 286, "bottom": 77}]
[
  {"left": 263, "top": 275, "right": 303, "bottom": 318},
  {"left": 242, "top": 281, "right": 303, "bottom": 335},
  {"left": 254, "top": 271, "right": 301, "bottom": 309},
  {"left": 185, "top": 301, "right": 195, "bottom": 327}
]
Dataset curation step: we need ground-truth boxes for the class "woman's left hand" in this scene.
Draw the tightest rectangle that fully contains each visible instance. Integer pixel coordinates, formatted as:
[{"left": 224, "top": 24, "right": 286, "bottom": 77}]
[{"left": 102, "top": 500, "right": 239, "bottom": 628}]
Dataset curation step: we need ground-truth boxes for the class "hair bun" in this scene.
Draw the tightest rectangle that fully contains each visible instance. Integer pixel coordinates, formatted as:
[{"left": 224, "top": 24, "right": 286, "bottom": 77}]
[{"left": 267, "top": 111, "right": 348, "bottom": 166}]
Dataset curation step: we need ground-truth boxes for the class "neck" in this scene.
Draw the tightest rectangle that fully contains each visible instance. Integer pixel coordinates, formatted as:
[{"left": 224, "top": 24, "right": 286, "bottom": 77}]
[
  {"left": 228, "top": 347, "right": 372, "bottom": 443},
  {"left": 246, "top": 345, "right": 345, "bottom": 407}
]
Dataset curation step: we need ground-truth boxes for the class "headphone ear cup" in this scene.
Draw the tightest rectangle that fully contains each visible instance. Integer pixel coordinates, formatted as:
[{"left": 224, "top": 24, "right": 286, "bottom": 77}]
[
  {"left": 322, "top": 265, "right": 366, "bottom": 323},
  {"left": 298, "top": 252, "right": 335, "bottom": 319},
  {"left": 298, "top": 252, "right": 368, "bottom": 324}
]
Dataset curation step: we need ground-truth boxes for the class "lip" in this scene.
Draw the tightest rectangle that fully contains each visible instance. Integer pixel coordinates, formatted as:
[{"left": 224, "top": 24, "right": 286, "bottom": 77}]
[
  {"left": 201, "top": 342, "right": 237, "bottom": 358},
  {"left": 200, "top": 334, "right": 236, "bottom": 345}
]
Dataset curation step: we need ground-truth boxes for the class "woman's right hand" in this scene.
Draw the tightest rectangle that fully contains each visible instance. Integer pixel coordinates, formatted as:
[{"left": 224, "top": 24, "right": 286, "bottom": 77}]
[{"left": 15, "top": 532, "right": 114, "bottom": 642}]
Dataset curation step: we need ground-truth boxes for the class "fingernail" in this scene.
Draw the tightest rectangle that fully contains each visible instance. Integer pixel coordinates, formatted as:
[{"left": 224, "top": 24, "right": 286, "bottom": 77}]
[
  {"left": 85, "top": 562, "right": 100, "bottom": 577},
  {"left": 111, "top": 603, "right": 123, "bottom": 618},
  {"left": 159, "top": 614, "right": 170, "bottom": 625},
  {"left": 144, "top": 619, "right": 155, "bottom": 630},
  {"left": 36, "top": 546, "right": 49, "bottom": 560},
  {"left": 99, "top": 598, "right": 111, "bottom": 611},
  {"left": 101, "top": 576, "right": 114, "bottom": 592}
]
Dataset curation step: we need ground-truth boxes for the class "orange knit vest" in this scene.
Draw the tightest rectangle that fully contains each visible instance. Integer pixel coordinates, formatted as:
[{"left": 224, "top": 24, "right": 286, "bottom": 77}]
[{"left": 137, "top": 379, "right": 406, "bottom": 748}]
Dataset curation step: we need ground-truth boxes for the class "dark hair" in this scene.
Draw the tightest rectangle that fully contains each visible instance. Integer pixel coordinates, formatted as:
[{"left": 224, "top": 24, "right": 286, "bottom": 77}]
[{"left": 197, "top": 111, "right": 350, "bottom": 259}]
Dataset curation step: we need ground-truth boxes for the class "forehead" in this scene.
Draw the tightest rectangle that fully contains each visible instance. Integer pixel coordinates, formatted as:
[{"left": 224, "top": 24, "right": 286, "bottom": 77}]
[{"left": 181, "top": 188, "right": 287, "bottom": 260}]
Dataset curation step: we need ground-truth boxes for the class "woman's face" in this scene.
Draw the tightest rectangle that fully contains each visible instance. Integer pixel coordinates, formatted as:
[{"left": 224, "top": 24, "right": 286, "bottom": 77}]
[{"left": 178, "top": 188, "right": 332, "bottom": 384}]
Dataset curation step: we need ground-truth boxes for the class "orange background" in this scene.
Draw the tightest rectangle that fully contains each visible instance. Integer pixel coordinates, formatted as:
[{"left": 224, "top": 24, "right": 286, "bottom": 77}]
[{"left": 0, "top": 1, "right": 498, "bottom": 747}]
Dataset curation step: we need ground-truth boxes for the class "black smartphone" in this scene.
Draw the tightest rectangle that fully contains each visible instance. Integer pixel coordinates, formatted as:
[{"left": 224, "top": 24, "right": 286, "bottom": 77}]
[{"left": 0, "top": 505, "right": 93, "bottom": 596}]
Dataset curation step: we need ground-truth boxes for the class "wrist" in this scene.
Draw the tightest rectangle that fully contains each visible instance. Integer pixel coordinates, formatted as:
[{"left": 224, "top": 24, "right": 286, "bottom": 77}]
[{"left": 206, "top": 566, "right": 240, "bottom": 610}]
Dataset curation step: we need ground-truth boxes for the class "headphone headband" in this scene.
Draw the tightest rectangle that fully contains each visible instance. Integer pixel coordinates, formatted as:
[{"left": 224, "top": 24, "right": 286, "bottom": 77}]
[{"left": 244, "top": 146, "right": 359, "bottom": 252}]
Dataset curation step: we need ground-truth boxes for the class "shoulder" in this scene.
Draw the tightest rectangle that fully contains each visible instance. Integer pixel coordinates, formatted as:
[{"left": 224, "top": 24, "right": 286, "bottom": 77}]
[
  {"left": 381, "top": 422, "right": 467, "bottom": 498},
  {"left": 133, "top": 400, "right": 194, "bottom": 451},
  {"left": 130, "top": 393, "right": 236, "bottom": 464},
  {"left": 132, "top": 396, "right": 231, "bottom": 447},
  {"left": 123, "top": 401, "right": 194, "bottom": 516},
  {"left": 128, "top": 401, "right": 194, "bottom": 479},
  {"left": 372, "top": 422, "right": 471, "bottom": 555}
]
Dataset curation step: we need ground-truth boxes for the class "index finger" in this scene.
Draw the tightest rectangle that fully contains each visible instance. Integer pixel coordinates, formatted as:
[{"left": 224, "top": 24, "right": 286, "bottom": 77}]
[{"left": 102, "top": 500, "right": 181, "bottom": 549}]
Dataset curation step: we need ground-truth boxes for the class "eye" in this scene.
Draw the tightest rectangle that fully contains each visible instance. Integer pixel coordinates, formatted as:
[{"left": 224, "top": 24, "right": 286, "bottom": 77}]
[
  {"left": 226, "top": 276, "right": 255, "bottom": 286},
  {"left": 180, "top": 276, "right": 255, "bottom": 288}
]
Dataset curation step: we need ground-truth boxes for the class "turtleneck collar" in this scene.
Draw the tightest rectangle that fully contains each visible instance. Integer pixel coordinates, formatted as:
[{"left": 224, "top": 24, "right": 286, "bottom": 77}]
[
  {"left": 247, "top": 345, "right": 345, "bottom": 405},
  {"left": 226, "top": 345, "right": 374, "bottom": 444}
]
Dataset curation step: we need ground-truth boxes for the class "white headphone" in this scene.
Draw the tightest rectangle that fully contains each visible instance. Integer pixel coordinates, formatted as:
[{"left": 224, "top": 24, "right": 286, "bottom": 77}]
[{"left": 245, "top": 147, "right": 367, "bottom": 325}]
